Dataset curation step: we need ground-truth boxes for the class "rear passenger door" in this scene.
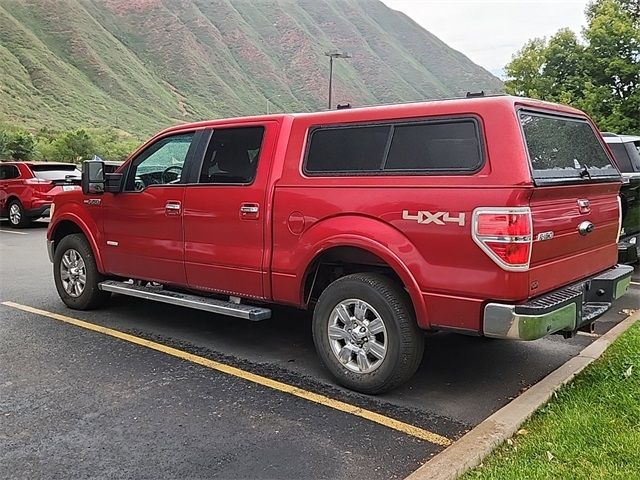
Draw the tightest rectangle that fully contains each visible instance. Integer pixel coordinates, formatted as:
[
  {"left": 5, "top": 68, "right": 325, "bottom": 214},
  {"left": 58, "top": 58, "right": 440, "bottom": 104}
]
[{"left": 183, "top": 123, "right": 277, "bottom": 299}]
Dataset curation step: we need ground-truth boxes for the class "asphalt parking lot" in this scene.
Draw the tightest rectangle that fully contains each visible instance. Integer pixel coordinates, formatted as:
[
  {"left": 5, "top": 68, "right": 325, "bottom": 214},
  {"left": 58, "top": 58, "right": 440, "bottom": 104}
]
[{"left": 1, "top": 220, "right": 638, "bottom": 479}]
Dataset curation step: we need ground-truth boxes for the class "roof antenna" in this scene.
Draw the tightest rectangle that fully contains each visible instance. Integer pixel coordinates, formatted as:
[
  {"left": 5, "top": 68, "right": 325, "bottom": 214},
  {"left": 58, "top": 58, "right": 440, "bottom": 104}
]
[
  {"left": 466, "top": 91, "right": 485, "bottom": 98},
  {"left": 336, "top": 103, "right": 352, "bottom": 110}
]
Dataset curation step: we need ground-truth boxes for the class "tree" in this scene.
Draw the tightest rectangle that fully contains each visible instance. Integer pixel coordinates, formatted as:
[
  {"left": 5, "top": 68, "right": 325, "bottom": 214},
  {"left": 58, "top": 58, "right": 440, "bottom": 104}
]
[
  {"left": 505, "top": 0, "right": 640, "bottom": 134},
  {"left": 7, "top": 130, "right": 36, "bottom": 160},
  {"left": 50, "top": 129, "right": 96, "bottom": 163},
  {"left": 0, "top": 130, "right": 10, "bottom": 160}
]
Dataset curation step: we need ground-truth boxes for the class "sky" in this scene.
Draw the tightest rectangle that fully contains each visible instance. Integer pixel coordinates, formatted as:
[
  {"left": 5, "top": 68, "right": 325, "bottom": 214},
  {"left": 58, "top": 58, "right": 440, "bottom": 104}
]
[{"left": 380, "top": 0, "right": 590, "bottom": 78}]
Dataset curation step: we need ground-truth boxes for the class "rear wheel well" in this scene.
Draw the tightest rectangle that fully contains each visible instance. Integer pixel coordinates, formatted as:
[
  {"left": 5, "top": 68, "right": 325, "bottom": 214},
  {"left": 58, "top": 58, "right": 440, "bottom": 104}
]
[
  {"left": 303, "top": 246, "right": 405, "bottom": 307},
  {"left": 5, "top": 195, "right": 21, "bottom": 208},
  {"left": 1, "top": 196, "right": 18, "bottom": 215}
]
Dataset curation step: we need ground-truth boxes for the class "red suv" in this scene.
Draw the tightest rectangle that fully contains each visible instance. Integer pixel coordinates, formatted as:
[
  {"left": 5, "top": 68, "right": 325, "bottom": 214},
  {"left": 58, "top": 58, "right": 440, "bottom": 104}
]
[{"left": 0, "top": 162, "right": 80, "bottom": 228}]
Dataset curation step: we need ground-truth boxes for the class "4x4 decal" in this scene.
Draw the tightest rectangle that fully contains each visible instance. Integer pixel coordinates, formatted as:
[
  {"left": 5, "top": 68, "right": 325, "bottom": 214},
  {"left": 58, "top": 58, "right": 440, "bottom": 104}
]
[{"left": 402, "top": 210, "right": 466, "bottom": 226}]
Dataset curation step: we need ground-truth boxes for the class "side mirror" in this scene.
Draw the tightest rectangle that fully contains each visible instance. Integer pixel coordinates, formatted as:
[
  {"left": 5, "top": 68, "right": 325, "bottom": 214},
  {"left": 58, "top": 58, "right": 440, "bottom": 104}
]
[
  {"left": 105, "top": 173, "right": 124, "bottom": 193},
  {"left": 82, "top": 160, "right": 105, "bottom": 195}
]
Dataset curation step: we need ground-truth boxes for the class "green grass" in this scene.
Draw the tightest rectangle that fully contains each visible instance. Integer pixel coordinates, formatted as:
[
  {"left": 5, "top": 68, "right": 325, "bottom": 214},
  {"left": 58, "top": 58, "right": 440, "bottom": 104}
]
[{"left": 463, "top": 321, "right": 640, "bottom": 480}]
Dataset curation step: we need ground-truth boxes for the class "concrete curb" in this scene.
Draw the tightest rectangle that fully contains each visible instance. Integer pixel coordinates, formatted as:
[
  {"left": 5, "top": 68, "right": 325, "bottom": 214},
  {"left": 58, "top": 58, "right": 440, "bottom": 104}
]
[{"left": 406, "top": 309, "right": 640, "bottom": 480}]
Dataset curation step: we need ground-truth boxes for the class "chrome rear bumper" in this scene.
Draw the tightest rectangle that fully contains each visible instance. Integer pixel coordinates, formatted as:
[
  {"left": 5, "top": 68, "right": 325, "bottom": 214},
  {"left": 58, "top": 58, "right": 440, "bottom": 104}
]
[{"left": 483, "top": 264, "right": 634, "bottom": 340}]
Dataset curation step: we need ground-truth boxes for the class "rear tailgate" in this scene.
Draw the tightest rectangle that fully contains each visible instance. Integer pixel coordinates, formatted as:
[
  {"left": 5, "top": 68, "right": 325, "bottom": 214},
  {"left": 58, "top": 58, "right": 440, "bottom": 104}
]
[
  {"left": 29, "top": 164, "right": 81, "bottom": 195},
  {"left": 519, "top": 110, "right": 622, "bottom": 296}
]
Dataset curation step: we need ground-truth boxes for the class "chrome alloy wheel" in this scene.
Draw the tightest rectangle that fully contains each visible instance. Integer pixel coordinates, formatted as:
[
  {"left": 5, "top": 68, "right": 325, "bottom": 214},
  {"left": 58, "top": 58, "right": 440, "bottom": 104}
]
[
  {"left": 327, "top": 299, "right": 388, "bottom": 374},
  {"left": 9, "top": 203, "right": 21, "bottom": 225},
  {"left": 60, "top": 249, "right": 87, "bottom": 297}
]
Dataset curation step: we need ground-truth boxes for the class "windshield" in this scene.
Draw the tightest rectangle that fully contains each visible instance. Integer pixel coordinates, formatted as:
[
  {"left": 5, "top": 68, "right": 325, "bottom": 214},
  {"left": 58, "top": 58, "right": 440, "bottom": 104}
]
[
  {"left": 520, "top": 111, "right": 619, "bottom": 183},
  {"left": 30, "top": 164, "right": 81, "bottom": 181}
]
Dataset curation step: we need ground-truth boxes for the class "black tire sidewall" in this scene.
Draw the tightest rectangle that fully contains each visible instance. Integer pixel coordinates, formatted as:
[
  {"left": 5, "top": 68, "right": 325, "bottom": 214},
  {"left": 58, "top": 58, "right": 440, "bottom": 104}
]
[
  {"left": 312, "top": 274, "right": 422, "bottom": 394},
  {"left": 53, "top": 234, "right": 108, "bottom": 310}
]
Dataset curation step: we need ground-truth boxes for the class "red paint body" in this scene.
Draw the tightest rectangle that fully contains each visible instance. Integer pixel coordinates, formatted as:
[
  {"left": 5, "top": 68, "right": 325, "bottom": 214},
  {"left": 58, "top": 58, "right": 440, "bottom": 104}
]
[
  {"left": 1, "top": 162, "right": 80, "bottom": 218},
  {"left": 47, "top": 96, "right": 621, "bottom": 333}
]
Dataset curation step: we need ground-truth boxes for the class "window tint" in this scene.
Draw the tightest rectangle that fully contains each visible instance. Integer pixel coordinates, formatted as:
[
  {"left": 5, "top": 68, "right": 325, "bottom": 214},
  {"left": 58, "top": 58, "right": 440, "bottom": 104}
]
[
  {"left": 304, "top": 119, "right": 483, "bottom": 175},
  {"left": 0, "top": 165, "right": 20, "bottom": 180},
  {"left": 520, "top": 112, "right": 618, "bottom": 182},
  {"left": 30, "top": 164, "right": 80, "bottom": 181},
  {"left": 198, "top": 127, "right": 264, "bottom": 184},
  {"left": 385, "top": 121, "right": 481, "bottom": 171},
  {"left": 125, "top": 133, "right": 194, "bottom": 191},
  {"left": 608, "top": 143, "right": 633, "bottom": 173},
  {"left": 626, "top": 141, "right": 640, "bottom": 172},
  {"left": 305, "top": 125, "right": 390, "bottom": 174}
]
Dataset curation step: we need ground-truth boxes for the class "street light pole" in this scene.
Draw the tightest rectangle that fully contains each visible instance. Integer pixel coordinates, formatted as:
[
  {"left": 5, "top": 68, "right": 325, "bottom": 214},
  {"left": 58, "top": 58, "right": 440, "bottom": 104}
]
[
  {"left": 328, "top": 55, "right": 334, "bottom": 111},
  {"left": 324, "top": 50, "right": 351, "bottom": 110}
]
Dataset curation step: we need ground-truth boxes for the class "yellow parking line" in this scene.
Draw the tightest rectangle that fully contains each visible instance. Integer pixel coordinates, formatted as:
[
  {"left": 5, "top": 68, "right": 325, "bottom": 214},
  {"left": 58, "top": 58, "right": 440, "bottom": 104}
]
[
  {"left": 631, "top": 281, "right": 640, "bottom": 286},
  {"left": 2, "top": 301, "right": 452, "bottom": 446}
]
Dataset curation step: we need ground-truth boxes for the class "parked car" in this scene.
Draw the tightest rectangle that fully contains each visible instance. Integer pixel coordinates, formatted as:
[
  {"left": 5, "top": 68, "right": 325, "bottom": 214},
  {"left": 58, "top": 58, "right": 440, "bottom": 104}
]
[
  {"left": 602, "top": 133, "right": 640, "bottom": 264},
  {"left": 47, "top": 96, "right": 633, "bottom": 393},
  {"left": 0, "top": 162, "right": 80, "bottom": 228}
]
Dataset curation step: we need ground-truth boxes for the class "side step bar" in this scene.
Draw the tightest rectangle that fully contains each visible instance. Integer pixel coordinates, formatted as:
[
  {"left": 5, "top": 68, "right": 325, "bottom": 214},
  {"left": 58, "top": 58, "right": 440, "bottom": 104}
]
[{"left": 98, "top": 280, "right": 271, "bottom": 321}]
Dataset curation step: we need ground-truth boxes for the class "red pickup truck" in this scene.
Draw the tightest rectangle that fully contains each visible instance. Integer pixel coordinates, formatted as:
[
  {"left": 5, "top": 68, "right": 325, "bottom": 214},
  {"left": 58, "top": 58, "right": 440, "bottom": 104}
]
[{"left": 47, "top": 96, "right": 633, "bottom": 393}]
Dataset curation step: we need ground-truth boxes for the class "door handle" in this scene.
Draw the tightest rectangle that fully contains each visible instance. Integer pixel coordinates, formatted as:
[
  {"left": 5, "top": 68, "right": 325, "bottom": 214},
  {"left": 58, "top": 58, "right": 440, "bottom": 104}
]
[
  {"left": 165, "top": 201, "right": 182, "bottom": 216},
  {"left": 240, "top": 203, "right": 260, "bottom": 219}
]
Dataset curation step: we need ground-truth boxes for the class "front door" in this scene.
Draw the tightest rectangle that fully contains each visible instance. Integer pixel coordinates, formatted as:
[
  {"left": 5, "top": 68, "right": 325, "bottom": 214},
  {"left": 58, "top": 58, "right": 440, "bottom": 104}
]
[
  {"left": 102, "top": 131, "right": 199, "bottom": 285},
  {"left": 183, "top": 123, "right": 276, "bottom": 299}
]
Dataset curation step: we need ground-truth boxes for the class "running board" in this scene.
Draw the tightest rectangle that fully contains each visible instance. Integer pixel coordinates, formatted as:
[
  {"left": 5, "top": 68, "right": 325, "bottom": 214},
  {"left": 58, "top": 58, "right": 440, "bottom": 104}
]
[{"left": 98, "top": 280, "right": 271, "bottom": 321}]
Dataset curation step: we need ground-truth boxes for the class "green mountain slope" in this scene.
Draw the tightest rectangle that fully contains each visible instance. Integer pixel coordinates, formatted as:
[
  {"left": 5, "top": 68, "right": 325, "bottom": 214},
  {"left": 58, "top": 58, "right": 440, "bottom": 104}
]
[{"left": 0, "top": 0, "right": 503, "bottom": 135}]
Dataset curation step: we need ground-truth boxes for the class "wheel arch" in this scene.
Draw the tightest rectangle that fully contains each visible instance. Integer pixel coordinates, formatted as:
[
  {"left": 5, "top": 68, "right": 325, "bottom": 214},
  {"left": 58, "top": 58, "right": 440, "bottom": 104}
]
[
  {"left": 5, "top": 195, "right": 22, "bottom": 210},
  {"left": 49, "top": 214, "right": 105, "bottom": 273},
  {"left": 293, "top": 216, "right": 430, "bottom": 328}
]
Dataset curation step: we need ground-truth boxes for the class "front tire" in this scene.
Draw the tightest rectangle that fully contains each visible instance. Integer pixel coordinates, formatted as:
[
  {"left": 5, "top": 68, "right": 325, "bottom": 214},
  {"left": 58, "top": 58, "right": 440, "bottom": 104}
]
[
  {"left": 53, "top": 234, "right": 111, "bottom": 310},
  {"left": 8, "top": 200, "right": 30, "bottom": 228},
  {"left": 312, "top": 273, "right": 424, "bottom": 394}
]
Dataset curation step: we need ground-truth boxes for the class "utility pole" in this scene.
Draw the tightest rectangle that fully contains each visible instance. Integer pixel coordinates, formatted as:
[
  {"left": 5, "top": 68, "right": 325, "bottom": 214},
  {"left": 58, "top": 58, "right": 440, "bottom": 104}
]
[{"left": 324, "top": 50, "right": 351, "bottom": 110}]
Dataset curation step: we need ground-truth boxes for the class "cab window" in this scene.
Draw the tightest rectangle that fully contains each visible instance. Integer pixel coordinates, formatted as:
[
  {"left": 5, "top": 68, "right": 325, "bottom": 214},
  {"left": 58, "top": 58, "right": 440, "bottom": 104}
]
[
  {"left": 125, "top": 133, "right": 194, "bottom": 191},
  {"left": 198, "top": 127, "right": 264, "bottom": 185}
]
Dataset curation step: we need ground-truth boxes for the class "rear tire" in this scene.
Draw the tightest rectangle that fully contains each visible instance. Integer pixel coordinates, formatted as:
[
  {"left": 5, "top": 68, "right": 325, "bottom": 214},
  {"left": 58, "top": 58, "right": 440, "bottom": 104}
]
[
  {"left": 312, "top": 273, "right": 424, "bottom": 394},
  {"left": 53, "top": 234, "right": 111, "bottom": 310},
  {"left": 8, "top": 200, "right": 30, "bottom": 228}
]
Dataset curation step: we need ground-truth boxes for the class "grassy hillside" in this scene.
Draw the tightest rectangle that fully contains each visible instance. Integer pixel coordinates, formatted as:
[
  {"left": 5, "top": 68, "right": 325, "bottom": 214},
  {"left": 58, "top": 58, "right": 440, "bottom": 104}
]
[{"left": 0, "top": 0, "right": 503, "bottom": 136}]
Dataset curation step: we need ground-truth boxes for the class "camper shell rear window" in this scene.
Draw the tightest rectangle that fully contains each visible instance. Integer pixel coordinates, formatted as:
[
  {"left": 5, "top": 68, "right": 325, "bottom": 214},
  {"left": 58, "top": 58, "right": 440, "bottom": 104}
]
[{"left": 519, "top": 111, "right": 620, "bottom": 185}]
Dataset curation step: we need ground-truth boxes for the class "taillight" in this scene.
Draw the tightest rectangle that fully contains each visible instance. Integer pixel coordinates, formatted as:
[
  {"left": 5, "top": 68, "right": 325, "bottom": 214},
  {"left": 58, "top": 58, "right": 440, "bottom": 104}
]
[
  {"left": 25, "top": 178, "right": 53, "bottom": 192},
  {"left": 472, "top": 207, "right": 533, "bottom": 271}
]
